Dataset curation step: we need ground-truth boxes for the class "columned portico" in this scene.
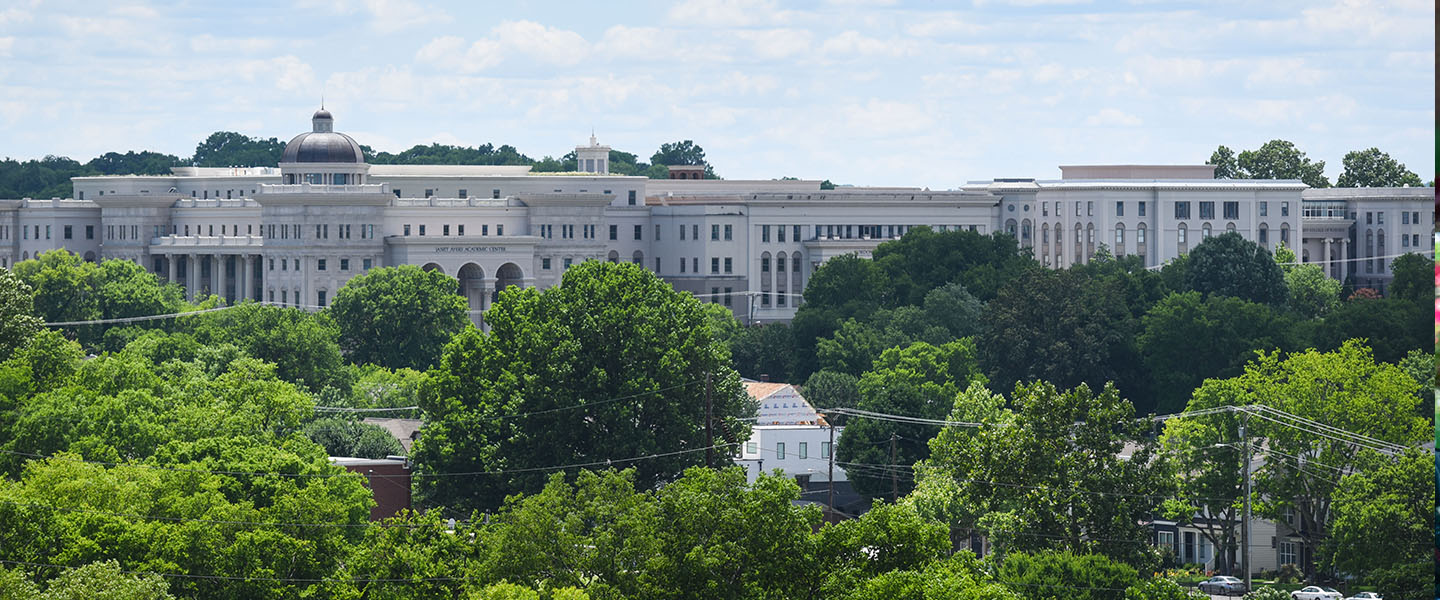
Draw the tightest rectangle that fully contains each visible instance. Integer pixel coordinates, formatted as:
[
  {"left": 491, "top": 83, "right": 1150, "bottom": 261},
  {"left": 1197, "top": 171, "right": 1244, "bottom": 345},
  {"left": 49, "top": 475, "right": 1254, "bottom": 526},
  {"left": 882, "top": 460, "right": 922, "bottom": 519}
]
[{"left": 186, "top": 252, "right": 199, "bottom": 301}]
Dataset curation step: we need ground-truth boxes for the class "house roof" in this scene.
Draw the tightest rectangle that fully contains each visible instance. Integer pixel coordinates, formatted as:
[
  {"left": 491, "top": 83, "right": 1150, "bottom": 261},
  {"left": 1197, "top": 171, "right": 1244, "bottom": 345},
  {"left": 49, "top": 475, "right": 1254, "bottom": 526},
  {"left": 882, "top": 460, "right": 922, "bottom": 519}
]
[
  {"left": 743, "top": 381, "right": 789, "bottom": 401},
  {"left": 362, "top": 417, "right": 424, "bottom": 452}
]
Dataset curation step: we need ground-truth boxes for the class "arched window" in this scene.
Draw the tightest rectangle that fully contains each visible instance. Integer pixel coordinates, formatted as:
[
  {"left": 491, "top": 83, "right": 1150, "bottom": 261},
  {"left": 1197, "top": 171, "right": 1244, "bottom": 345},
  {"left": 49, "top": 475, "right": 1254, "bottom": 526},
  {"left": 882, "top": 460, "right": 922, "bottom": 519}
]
[
  {"left": 1258, "top": 223, "right": 1269, "bottom": 246},
  {"left": 1021, "top": 219, "right": 1032, "bottom": 245},
  {"left": 1005, "top": 219, "right": 1017, "bottom": 237},
  {"left": 1178, "top": 223, "right": 1188, "bottom": 251},
  {"left": 1041, "top": 223, "right": 1049, "bottom": 244},
  {"left": 1225, "top": 222, "right": 1236, "bottom": 233},
  {"left": 1202, "top": 223, "right": 1212, "bottom": 239},
  {"left": 1280, "top": 223, "right": 1290, "bottom": 246},
  {"left": 607, "top": 250, "right": 619, "bottom": 263},
  {"left": 1114, "top": 224, "right": 1125, "bottom": 255},
  {"left": 632, "top": 250, "right": 643, "bottom": 265}
]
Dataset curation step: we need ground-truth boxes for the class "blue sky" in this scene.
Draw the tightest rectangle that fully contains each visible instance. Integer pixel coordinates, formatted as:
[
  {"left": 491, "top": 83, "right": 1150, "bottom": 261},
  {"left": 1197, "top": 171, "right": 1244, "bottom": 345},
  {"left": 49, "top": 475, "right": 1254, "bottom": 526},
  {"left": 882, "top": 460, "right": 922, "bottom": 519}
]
[{"left": 0, "top": 0, "right": 1432, "bottom": 189}]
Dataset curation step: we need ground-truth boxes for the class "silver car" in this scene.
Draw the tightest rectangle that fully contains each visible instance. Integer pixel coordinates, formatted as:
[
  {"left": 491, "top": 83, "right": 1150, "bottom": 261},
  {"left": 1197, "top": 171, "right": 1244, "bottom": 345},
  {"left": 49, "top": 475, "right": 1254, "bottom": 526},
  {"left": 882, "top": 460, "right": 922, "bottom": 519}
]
[
  {"left": 1343, "top": 593, "right": 1381, "bottom": 600},
  {"left": 1198, "top": 576, "right": 1247, "bottom": 595}
]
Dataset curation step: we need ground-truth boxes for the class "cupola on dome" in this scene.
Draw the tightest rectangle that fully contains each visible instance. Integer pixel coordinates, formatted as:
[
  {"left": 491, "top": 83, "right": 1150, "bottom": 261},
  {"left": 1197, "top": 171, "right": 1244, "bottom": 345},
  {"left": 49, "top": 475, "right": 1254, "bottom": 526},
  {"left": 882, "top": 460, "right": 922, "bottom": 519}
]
[{"left": 281, "top": 108, "right": 364, "bottom": 164}]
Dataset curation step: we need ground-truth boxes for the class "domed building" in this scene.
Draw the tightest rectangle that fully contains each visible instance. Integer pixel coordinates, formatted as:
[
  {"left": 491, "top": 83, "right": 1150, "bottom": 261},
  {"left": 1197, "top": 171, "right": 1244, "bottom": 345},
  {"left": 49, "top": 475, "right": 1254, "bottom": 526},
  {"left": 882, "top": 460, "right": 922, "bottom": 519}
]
[{"left": 279, "top": 109, "right": 369, "bottom": 185}]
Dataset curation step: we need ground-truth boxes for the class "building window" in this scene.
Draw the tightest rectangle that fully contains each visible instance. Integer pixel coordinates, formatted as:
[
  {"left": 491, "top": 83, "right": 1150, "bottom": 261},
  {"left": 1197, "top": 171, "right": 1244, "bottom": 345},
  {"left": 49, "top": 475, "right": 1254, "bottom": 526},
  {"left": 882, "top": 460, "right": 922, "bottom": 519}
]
[
  {"left": 680, "top": 258, "right": 687, "bottom": 273},
  {"left": 724, "top": 257, "right": 732, "bottom": 273},
  {"left": 63, "top": 225, "right": 72, "bottom": 240},
  {"left": 792, "top": 225, "right": 800, "bottom": 242},
  {"left": 419, "top": 225, "right": 426, "bottom": 236},
  {"left": 1074, "top": 202, "right": 1081, "bottom": 216},
  {"left": 1259, "top": 202, "right": 1268, "bottom": 217},
  {"left": 724, "top": 287, "right": 732, "bottom": 306},
  {"left": 363, "top": 258, "right": 372, "bottom": 270},
  {"left": 747, "top": 441, "right": 757, "bottom": 455},
  {"left": 542, "top": 257, "right": 552, "bottom": 270},
  {"left": 1258, "top": 225, "right": 1268, "bottom": 244},
  {"left": 1199, "top": 201, "right": 1215, "bottom": 220},
  {"left": 1138, "top": 201, "right": 1146, "bottom": 217},
  {"left": 821, "top": 441, "right": 831, "bottom": 458},
  {"left": 1115, "top": 202, "right": 1124, "bottom": 217},
  {"left": 1177, "top": 225, "right": 1187, "bottom": 244},
  {"left": 761, "top": 256, "right": 770, "bottom": 272},
  {"left": 1115, "top": 228, "right": 1124, "bottom": 245},
  {"left": 458, "top": 224, "right": 465, "bottom": 236},
  {"left": 1175, "top": 202, "right": 1191, "bottom": 219},
  {"left": 776, "top": 442, "right": 785, "bottom": 460},
  {"left": 318, "top": 259, "right": 327, "bottom": 271},
  {"left": 1278, "top": 542, "right": 1297, "bottom": 566},
  {"left": 654, "top": 257, "right": 660, "bottom": 271},
  {"left": 711, "top": 257, "right": 720, "bottom": 273},
  {"left": 1281, "top": 202, "right": 1289, "bottom": 217},
  {"left": 1086, "top": 201, "right": 1093, "bottom": 216},
  {"left": 711, "top": 286, "right": 720, "bottom": 302},
  {"left": 609, "top": 225, "right": 618, "bottom": 240},
  {"left": 340, "top": 258, "right": 349, "bottom": 270},
  {"left": 798, "top": 442, "right": 808, "bottom": 459},
  {"left": 497, "top": 225, "right": 504, "bottom": 236},
  {"left": 458, "top": 189, "right": 467, "bottom": 199},
  {"left": 1223, "top": 201, "right": 1239, "bottom": 220},
  {"left": 711, "top": 224, "right": 720, "bottom": 240},
  {"left": 404, "top": 224, "right": 411, "bottom": 236},
  {"left": 443, "top": 224, "right": 450, "bottom": 236},
  {"left": 634, "top": 225, "right": 643, "bottom": 240},
  {"left": 564, "top": 257, "right": 573, "bottom": 268},
  {"left": 318, "top": 291, "right": 327, "bottom": 307},
  {"left": 425, "top": 189, "right": 433, "bottom": 197},
  {"left": 86, "top": 225, "right": 94, "bottom": 240},
  {"left": 1376, "top": 212, "right": 1384, "bottom": 225},
  {"left": 628, "top": 190, "right": 637, "bottom": 205}
]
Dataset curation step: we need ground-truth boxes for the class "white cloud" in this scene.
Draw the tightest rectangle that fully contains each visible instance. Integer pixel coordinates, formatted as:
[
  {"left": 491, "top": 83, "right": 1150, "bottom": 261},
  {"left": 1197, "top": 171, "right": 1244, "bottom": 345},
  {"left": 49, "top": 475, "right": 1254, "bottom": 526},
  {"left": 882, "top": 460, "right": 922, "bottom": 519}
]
[
  {"left": 905, "top": 14, "right": 983, "bottom": 37},
  {"left": 1243, "top": 57, "right": 1327, "bottom": 89},
  {"left": 416, "top": 21, "right": 589, "bottom": 71},
  {"left": 1084, "top": 108, "right": 1141, "bottom": 127},
  {"left": 667, "top": 0, "right": 797, "bottom": 27},
  {"left": 0, "top": 7, "right": 34, "bottom": 27},
  {"left": 300, "top": 0, "right": 450, "bottom": 33},
  {"left": 0, "top": 37, "right": 12, "bottom": 58},
  {"left": 595, "top": 26, "right": 675, "bottom": 60},
  {"left": 235, "top": 56, "right": 317, "bottom": 94},
  {"left": 839, "top": 99, "right": 936, "bottom": 137},
  {"left": 735, "top": 28, "right": 812, "bottom": 59},
  {"left": 189, "top": 34, "right": 278, "bottom": 54},
  {"left": 820, "top": 31, "right": 917, "bottom": 58}
]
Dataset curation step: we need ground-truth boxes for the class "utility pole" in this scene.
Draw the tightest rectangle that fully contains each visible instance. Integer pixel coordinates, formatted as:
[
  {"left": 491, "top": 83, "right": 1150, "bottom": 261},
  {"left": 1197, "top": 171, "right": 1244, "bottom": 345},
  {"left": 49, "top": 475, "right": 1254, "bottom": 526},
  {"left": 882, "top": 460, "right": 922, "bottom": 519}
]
[
  {"left": 1240, "top": 414, "right": 1252, "bottom": 592},
  {"left": 889, "top": 432, "right": 898, "bottom": 503},
  {"left": 705, "top": 371, "right": 714, "bottom": 468},
  {"left": 827, "top": 417, "right": 836, "bottom": 516}
]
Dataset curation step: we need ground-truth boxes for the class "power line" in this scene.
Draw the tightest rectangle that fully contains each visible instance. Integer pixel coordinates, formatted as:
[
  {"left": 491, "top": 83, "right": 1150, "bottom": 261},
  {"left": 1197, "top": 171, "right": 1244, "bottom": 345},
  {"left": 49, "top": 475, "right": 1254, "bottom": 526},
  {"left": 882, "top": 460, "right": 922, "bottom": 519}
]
[{"left": 42, "top": 304, "right": 242, "bottom": 326}]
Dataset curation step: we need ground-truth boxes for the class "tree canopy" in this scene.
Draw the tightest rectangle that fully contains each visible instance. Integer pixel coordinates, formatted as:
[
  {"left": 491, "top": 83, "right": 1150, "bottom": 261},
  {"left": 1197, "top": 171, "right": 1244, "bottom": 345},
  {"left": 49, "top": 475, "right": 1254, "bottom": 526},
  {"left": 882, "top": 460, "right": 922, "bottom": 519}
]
[
  {"left": 1208, "top": 140, "right": 1330, "bottom": 188},
  {"left": 1182, "top": 232, "right": 1287, "bottom": 306},
  {"left": 328, "top": 265, "right": 470, "bottom": 371},
  {"left": 1336, "top": 147, "right": 1422, "bottom": 188}
]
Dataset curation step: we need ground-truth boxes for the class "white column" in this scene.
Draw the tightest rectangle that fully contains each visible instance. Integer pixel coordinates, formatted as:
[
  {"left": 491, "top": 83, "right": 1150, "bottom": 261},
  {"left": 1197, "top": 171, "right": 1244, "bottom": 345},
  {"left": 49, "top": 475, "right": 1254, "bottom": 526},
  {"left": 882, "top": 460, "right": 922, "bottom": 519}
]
[
  {"left": 1337, "top": 238, "right": 1349, "bottom": 283},
  {"left": 186, "top": 253, "right": 199, "bottom": 301},
  {"left": 166, "top": 252, "right": 176, "bottom": 283},
  {"left": 210, "top": 254, "right": 222, "bottom": 299},
  {"left": 241, "top": 254, "right": 253, "bottom": 302},
  {"left": 1322, "top": 238, "right": 1333, "bottom": 280}
]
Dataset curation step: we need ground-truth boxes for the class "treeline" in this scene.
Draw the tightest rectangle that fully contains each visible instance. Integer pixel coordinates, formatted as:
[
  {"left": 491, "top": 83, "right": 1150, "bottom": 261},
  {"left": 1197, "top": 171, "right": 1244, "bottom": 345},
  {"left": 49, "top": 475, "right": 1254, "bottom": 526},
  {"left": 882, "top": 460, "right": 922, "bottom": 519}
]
[
  {"left": 0, "top": 247, "right": 1430, "bottom": 598},
  {"left": 1, "top": 133, "right": 725, "bottom": 200}
]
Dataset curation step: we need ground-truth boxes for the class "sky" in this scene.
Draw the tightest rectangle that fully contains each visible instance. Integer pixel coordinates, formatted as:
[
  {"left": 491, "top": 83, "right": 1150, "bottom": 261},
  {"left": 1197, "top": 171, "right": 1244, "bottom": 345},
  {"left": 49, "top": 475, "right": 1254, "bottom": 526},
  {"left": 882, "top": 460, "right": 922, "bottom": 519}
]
[{"left": 0, "top": 0, "right": 1433, "bottom": 189}]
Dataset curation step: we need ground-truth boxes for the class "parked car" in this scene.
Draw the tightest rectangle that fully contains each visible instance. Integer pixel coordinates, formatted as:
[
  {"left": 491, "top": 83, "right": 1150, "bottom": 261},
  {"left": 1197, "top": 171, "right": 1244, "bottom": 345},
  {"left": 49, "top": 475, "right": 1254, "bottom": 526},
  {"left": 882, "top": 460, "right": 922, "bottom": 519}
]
[
  {"left": 1342, "top": 593, "right": 1381, "bottom": 600},
  {"left": 1291, "top": 587, "right": 1342, "bottom": 600},
  {"left": 1198, "top": 576, "right": 1247, "bottom": 595}
]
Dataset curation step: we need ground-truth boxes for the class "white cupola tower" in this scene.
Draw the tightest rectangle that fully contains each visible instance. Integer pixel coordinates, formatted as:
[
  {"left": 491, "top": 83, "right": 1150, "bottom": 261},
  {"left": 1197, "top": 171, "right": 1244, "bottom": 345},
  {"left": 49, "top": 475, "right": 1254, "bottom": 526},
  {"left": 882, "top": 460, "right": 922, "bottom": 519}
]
[{"left": 575, "top": 132, "right": 610, "bottom": 174}]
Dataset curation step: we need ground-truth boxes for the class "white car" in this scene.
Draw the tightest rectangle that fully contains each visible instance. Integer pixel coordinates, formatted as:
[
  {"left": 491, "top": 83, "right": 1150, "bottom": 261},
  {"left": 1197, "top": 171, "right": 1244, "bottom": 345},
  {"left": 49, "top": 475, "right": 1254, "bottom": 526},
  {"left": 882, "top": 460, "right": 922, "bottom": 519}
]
[
  {"left": 1291, "top": 587, "right": 1342, "bottom": 600},
  {"left": 1343, "top": 593, "right": 1381, "bottom": 600}
]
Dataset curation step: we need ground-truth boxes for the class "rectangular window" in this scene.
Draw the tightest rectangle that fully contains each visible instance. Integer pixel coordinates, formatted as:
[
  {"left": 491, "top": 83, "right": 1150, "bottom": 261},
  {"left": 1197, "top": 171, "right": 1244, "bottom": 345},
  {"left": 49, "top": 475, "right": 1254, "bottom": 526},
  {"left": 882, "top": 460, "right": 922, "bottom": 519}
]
[
  {"left": 609, "top": 225, "right": 618, "bottom": 240},
  {"left": 680, "top": 225, "right": 686, "bottom": 240},
  {"left": 458, "top": 189, "right": 467, "bottom": 199},
  {"left": 281, "top": 260, "right": 287, "bottom": 271},
  {"left": 443, "top": 224, "right": 451, "bottom": 236},
  {"left": 1116, "top": 229, "right": 1124, "bottom": 244},
  {"left": 541, "top": 257, "right": 552, "bottom": 270},
  {"left": 1138, "top": 201, "right": 1147, "bottom": 217},
  {"left": 63, "top": 225, "right": 72, "bottom": 239},
  {"left": 1278, "top": 542, "right": 1296, "bottom": 566},
  {"left": 724, "top": 257, "right": 732, "bottom": 273},
  {"left": 711, "top": 257, "right": 719, "bottom": 273},
  {"left": 1376, "top": 212, "right": 1384, "bottom": 224},
  {"left": 628, "top": 190, "right": 637, "bottom": 205},
  {"left": 394, "top": 188, "right": 402, "bottom": 198},
  {"left": 340, "top": 258, "right": 349, "bottom": 270},
  {"left": 1087, "top": 201, "right": 1094, "bottom": 216},
  {"left": 458, "top": 224, "right": 465, "bottom": 236},
  {"left": 1177, "top": 228, "right": 1187, "bottom": 244},
  {"left": 564, "top": 258, "right": 572, "bottom": 268},
  {"left": 724, "top": 224, "right": 733, "bottom": 240},
  {"left": 424, "top": 189, "right": 433, "bottom": 198},
  {"left": 747, "top": 441, "right": 757, "bottom": 455},
  {"left": 1174, "top": 202, "right": 1191, "bottom": 219},
  {"left": 634, "top": 225, "right": 643, "bottom": 241},
  {"left": 711, "top": 224, "right": 720, "bottom": 241},
  {"left": 761, "top": 225, "right": 770, "bottom": 242},
  {"left": 655, "top": 224, "right": 661, "bottom": 241},
  {"left": 404, "top": 224, "right": 411, "bottom": 236},
  {"left": 1223, "top": 201, "right": 1239, "bottom": 220},
  {"left": 798, "top": 442, "right": 808, "bottom": 459},
  {"left": 363, "top": 258, "right": 372, "bottom": 270},
  {"left": 761, "top": 257, "right": 770, "bottom": 272},
  {"left": 86, "top": 225, "right": 94, "bottom": 240},
  {"left": 654, "top": 257, "right": 660, "bottom": 271},
  {"left": 778, "top": 226, "right": 787, "bottom": 243},
  {"left": 1074, "top": 203, "right": 1081, "bottom": 216},
  {"left": 317, "top": 259, "right": 327, "bottom": 271},
  {"left": 45, "top": 225, "right": 50, "bottom": 239},
  {"left": 1259, "top": 202, "right": 1268, "bottom": 217},
  {"left": 1199, "top": 201, "right": 1215, "bottom": 220},
  {"left": 693, "top": 225, "right": 699, "bottom": 241},
  {"left": 1413, "top": 211, "right": 1420, "bottom": 224},
  {"left": 1281, "top": 202, "right": 1289, "bottom": 217},
  {"left": 711, "top": 286, "right": 720, "bottom": 302},
  {"left": 1115, "top": 202, "right": 1124, "bottom": 217},
  {"left": 793, "top": 225, "right": 800, "bottom": 241},
  {"left": 1042, "top": 203, "right": 1049, "bottom": 217},
  {"left": 821, "top": 441, "right": 831, "bottom": 458},
  {"left": 776, "top": 442, "right": 785, "bottom": 460},
  {"left": 724, "top": 287, "right": 732, "bottom": 306},
  {"left": 496, "top": 224, "right": 503, "bottom": 236},
  {"left": 318, "top": 290, "right": 327, "bottom": 307},
  {"left": 693, "top": 257, "right": 698, "bottom": 273},
  {"left": 680, "top": 258, "right": 687, "bottom": 273},
  {"left": 419, "top": 225, "right": 426, "bottom": 236}
]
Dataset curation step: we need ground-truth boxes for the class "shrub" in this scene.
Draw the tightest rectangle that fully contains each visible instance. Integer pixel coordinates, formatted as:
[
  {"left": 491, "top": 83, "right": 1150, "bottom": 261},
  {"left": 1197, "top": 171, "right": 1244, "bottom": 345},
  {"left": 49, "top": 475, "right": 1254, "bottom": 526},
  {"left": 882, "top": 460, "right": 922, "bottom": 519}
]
[
  {"left": 1125, "top": 578, "right": 1207, "bottom": 600},
  {"left": 1241, "top": 588, "right": 1290, "bottom": 600},
  {"left": 999, "top": 550, "right": 1139, "bottom": 600}
]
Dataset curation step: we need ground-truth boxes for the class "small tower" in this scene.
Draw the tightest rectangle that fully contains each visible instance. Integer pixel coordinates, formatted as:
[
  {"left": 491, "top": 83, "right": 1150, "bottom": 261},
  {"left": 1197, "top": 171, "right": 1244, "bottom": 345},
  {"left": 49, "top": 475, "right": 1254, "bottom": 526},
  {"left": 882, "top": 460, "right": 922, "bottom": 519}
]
[{"left": 575, "top": 133, "right": 610, "bottom": 174}]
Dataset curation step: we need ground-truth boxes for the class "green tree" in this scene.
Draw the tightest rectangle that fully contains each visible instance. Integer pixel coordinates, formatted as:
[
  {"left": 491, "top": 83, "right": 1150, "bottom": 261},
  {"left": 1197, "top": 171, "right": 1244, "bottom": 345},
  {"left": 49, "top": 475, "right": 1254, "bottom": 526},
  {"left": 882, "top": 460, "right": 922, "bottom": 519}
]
[
  {"left": 650, "top": 140, "right": 717, "bottom": 178},
  {"left": 1314, "top": 297, "right": 1427, "bottom": 364},
  {"left": 921, "top": 281, "right": 987, "bottom": 339},
  {"left": 0, "top": 268, "right": 42, "bottom": 359},
  {"left": 815, "top": 318, "right": 909, "bottom": 377},
  {"left": 1139, "top": 292, "right": 1295, "bottom": 414},
  {"left": 997, "top": 551, "right": 1140, "bottom": 600},
  {"left": 1208, "top": 145, "right": 1239, "bottom": 179},
  {"left": 979, "top": 269, "right": 1141, "bottom": 400},
  {"left": 302, "top": 417, "right": 405, "bottom": 458},
  {"left": 1159, "top": 382, "right": 1250, "bottom": 575},
  {"left": 1237, "top": 140, "right": 1330, "bottom": 188},
  {"left": 186, "top": 303, "right": 346, "bottom": 390},
  {"left": 1200, "top": 341, "right": 1429, "bottom": 579},
  {"left": 802, "top": 370, "right": 859, "bottom": 425},
  {"left": 86, "top": 151, "right": 184, "bottom": 176},
  {"left": 1386, "top": 252, "right": 1433, "bottom": 304},
  {"left": 915, "top": 382, "right": 1169, "bottom": 567},
  {"left": 790, "top": 254, "right": 885, "bottom": 378},
  {"left": 190, "top": 131, "right": 286, "bottom": 167},
  {"left": 1321, "top": 448, "right": 1432, "bottom": 597},
  {"left": 728, "top": 323, "right": 795, "bottom": 382},
  {"left": 414, "top": 261, "right": 752, "bottom": 513},
  {"left": 1183, "top": 232, "right": 1287, "bottom": 306},
  {"left": 13, "top": 250, "right": 98, "bottom": 329},
  {"left": 1283, "top": 264, "right": 1340, "bottom": 318},
  {"left": 872, "top": 227, "right": 1035, "bottom": 306},
  {"left": 329, "top": 265, "right": 469, "bottom": 371},
  {"left": 1124, "top": 578, "right": 1207, "bottom": 600},
  {"left": 1336, "top": 147, "right": 1422, "bottom": 188},
  {"left": 29, "top": 560, "right": 175, "bottom": 600},
  {"left": 836, "top": 340, "right": 987, "bottom": 502}
]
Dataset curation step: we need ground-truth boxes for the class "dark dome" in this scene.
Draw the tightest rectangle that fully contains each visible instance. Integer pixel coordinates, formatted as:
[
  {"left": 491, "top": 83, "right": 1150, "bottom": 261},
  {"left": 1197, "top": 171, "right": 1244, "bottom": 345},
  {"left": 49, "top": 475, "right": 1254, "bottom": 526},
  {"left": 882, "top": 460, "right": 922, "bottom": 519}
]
[
  {"left": 282, "top": 131, "right": 365, "bottom": 163},
  {"left": 313, "top": 108, "right": 333, "bottom": 120}
]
